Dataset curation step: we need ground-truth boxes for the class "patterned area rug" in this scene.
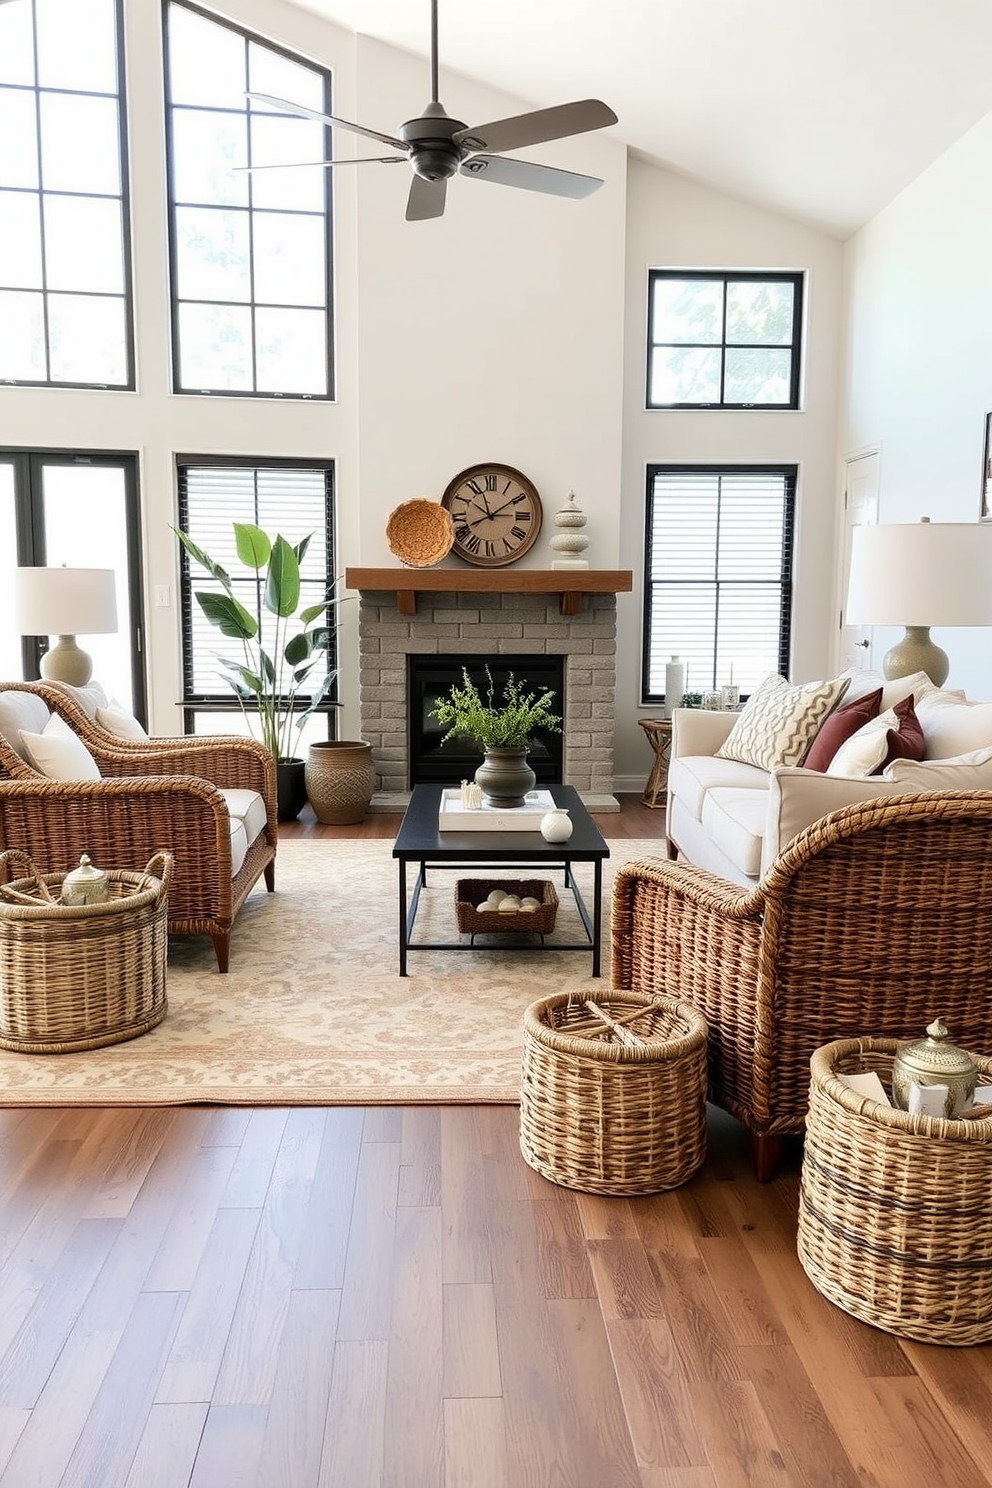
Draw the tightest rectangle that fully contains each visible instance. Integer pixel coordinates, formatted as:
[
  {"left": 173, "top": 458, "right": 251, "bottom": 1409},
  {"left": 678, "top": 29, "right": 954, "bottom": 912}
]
[{"left": 0, "top": 837, "right": 667, "bottom": 1107}]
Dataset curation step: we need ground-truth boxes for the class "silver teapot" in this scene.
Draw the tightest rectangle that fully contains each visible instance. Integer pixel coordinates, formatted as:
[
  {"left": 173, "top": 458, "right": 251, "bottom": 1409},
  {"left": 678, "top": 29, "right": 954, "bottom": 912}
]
[
  {"left": 61, "top": 853, "right": 110, "bottom": 907},
  {"left": 891, "top": 1018, "right": 978, "bottom": 1118}
]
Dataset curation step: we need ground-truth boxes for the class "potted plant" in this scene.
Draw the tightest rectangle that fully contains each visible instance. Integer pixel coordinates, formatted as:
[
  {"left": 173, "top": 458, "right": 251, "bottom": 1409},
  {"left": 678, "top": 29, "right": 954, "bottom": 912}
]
[
  {"left": 173, "top": 522, "right": 338, "bottom": 821},
  {"left": 432, "top": 665, "right": 562, "bottom": 807}
]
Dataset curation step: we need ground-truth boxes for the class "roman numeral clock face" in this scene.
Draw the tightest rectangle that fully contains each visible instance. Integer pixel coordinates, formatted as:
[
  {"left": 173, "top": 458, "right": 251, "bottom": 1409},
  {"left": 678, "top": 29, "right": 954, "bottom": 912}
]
[{"left": 441, "top": 464, "right": 543, "bottom": 567}]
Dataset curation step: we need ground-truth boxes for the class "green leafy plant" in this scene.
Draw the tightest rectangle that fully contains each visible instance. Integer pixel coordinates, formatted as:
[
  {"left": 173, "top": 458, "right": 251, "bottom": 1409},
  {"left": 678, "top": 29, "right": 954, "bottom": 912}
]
[
  {"left": 173, "top": 522, "right": 338, "bottom": 761},
  {"left": 680, "top": 692, "right": 703, "bottom": 708},
  {"left": 432, "top": 666, "right": 562, "bottom": 750}
]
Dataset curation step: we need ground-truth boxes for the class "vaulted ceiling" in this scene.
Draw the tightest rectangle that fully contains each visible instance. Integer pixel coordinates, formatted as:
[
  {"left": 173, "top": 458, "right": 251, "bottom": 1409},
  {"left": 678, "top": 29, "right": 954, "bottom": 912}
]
[{"left": 291, "top": 0, "right": 992, "bottom": 238}]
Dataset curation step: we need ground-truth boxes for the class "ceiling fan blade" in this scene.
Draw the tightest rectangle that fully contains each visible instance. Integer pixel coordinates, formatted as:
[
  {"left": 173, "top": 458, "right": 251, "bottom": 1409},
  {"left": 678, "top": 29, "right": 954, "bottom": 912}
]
[
  {"left": 247, "top": 92, "right": 406, "bottom": 153},
  {"left": 237, "top": 156, "right": 406, "bottom": 173},
  {"left": 453, "top": 99, "right": 617, "bottom": 156},
  {"left": 460, "top": 155, "right": 603, "bottom": 200},
  {"left": 406, "top": 174, "right": 447, "bottom": 221}
]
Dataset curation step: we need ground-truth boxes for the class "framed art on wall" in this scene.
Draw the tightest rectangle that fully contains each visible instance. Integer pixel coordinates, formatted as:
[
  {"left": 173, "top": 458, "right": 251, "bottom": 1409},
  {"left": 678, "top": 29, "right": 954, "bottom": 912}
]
[{"left": 982, "top": 412, "right": 992, "bottom": 520}]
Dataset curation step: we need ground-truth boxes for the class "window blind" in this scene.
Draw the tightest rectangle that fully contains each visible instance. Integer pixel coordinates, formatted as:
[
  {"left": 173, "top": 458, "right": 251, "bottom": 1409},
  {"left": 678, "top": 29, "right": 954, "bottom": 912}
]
[
  {"left": 642, "top": 466, "right": 795, "bottom": 703},
  {"left": 176, "top": 459, "right": 336, "bottom": 712}
]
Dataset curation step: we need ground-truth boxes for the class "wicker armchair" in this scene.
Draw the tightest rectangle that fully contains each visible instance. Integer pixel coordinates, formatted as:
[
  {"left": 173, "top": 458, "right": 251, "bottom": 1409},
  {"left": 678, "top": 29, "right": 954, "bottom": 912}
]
[
  {"left": 611, "top": 790, "right": 992, "bottom": 1180},
  {"left": 0, "top": 681, "right": 277, "bottom": 972}
]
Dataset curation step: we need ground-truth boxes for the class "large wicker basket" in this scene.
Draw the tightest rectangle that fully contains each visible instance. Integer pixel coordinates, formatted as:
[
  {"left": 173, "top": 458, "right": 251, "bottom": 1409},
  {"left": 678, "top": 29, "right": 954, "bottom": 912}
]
[
  {"left": 799, "top": 1036, "right": 992, "bottom": 1345},
  {"left": 0, "top": 849, "right": 172, "bottom": 1053},
  {"left": 520, "top": 991, "right": 708, "bottom": 1194}
]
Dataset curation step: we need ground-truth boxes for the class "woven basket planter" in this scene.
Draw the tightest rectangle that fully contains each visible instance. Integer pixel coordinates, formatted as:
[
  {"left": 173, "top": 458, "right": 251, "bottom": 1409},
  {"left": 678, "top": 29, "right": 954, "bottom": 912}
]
[
  {"left": 0, "top": 849, "right": 172, "bottom": 1053},
  {"left": 799, "top": 1036, "right": 992, "bottom": 1345},
  {"left": 520, "top": 991, "right": 708, "bottom": 1194},
  {"left": 455, "top": 878, "right": 558, "bottom": 938}
]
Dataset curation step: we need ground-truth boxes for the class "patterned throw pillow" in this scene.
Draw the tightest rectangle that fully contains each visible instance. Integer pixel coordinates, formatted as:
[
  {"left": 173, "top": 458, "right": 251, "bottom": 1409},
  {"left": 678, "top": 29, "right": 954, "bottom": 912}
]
[{"left": 716, "top": 673, "right": 851, "bottom": 771}]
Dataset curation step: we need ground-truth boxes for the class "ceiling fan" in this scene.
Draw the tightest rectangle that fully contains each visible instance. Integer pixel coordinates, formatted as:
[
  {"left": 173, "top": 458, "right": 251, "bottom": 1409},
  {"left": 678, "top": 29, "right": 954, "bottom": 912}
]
[{"left": 244, "top": 0, "right": 617, "bottom": 221}]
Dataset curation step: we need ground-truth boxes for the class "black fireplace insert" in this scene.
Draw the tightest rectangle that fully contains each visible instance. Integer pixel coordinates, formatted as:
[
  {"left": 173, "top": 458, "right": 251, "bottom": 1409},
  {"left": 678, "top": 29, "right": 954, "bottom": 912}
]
[{"left": 408, "top": 654, "right": 565, "bottom": 786}]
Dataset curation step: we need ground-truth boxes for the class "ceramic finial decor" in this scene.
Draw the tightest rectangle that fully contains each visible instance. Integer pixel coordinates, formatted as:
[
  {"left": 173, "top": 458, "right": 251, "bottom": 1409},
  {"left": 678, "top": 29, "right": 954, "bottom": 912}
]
[{"left": 550, "top": 490, "right": 590, "bottom": 569}]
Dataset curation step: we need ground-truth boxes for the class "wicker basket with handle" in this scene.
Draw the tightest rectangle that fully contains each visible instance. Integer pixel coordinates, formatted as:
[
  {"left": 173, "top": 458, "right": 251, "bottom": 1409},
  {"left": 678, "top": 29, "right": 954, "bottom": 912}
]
[
  {"left": 519, "top": 991, "right": 708, "bottom": 1194},
  {"left": 0, "top": 848, "right": 173, "bottom": 1053},
  {"left": 455, "top": 878, "right": 558, "bottom": 938},
  {"left": 799, "top": 1036, "right": 992, "bottom": 1345}
]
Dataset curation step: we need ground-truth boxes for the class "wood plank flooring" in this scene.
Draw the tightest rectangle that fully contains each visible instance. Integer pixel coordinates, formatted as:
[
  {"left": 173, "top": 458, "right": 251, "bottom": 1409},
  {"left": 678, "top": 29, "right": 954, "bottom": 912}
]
[{"left": 1, "top": 796, "right": 990, "bottom": 1487}]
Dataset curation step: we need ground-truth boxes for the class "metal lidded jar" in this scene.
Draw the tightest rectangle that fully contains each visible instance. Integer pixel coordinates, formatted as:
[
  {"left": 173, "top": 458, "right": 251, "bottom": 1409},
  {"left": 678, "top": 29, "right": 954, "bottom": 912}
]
[
  {"left": 891, "top": 1018, "right": 978, "bottom": 1118},
  {"left": 61, "top": 853, "right": 110, "bottom": 907}
]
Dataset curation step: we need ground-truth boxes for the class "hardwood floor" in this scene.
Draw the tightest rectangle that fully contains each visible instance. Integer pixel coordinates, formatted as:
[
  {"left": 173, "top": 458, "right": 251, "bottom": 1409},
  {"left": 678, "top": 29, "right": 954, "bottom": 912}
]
[{"left": 2, "top": 797, "right": 991, "bottom": 1487}]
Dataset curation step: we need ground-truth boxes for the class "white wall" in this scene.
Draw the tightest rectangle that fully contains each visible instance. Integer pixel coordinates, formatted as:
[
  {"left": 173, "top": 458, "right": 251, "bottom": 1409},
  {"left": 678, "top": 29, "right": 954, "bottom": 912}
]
[
  {"left": 614, "top": 160, "right": 845, "bottom": 788},
  {"left": 841, "top": 108, "right": 992, "bottom": 699}
]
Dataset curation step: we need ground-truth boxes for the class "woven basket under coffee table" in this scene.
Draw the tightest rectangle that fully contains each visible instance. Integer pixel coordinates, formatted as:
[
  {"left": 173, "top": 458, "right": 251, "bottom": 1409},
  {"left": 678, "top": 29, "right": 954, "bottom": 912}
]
[
  {"left": 799, "top": 1036, "right": 992, "bottom": 1346},
  {"left": 0, "top": 849, "right": 172, "bottom": 1054},
  {"left": 519, "top": 991, "right": 708, "bottom": 1194}
]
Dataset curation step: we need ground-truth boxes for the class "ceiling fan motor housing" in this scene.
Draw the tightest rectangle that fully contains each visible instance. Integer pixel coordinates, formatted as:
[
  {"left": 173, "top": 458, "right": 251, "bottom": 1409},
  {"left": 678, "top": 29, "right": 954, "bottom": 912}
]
[{"left": 400, "top": 102, "right": 469, "bottom": 181}]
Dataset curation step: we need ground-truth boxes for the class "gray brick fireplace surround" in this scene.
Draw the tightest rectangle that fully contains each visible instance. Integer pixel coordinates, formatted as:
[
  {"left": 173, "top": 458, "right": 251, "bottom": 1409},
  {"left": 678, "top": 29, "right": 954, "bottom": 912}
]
[{"left": 355, "top": 588, "right": 620, "bottom": 810}]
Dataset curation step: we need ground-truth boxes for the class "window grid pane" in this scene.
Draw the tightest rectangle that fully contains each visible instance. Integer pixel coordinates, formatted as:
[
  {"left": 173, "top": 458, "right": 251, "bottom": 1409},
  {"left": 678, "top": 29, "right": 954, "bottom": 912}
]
[
  {"left": 642, "top": 467, "right": 795, "bottom": 703},
  {"left": 166, "top": 2, "right": 333, "bottom": 400},
  {"left": 177, "top": 460, "right": 338, "bottom": 738},
  {"left": 0, "top": 0, "right": 131, "bottom": 389},
  {"left": 647, "top": 270, "right": 803, "bottom": 410}
]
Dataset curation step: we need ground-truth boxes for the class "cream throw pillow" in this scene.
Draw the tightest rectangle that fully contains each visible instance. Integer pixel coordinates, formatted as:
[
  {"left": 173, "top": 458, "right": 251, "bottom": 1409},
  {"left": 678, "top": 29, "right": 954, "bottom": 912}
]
[
  {"left": 715, "top": 674, "right": 850, "bottom": 771},
  {"left": 825, "top": 708, "right": 897, "bottom": 778},
  {"left": 20, "top": 712, "right": 101, "bottom": 780},
  {"left": 96, "top": 699, "right": 149, "bottom": 741}
]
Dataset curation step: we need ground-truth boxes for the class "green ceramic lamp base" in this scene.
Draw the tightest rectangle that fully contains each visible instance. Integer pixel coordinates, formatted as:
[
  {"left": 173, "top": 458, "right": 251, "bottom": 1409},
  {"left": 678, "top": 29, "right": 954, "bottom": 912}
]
[{"left": 882, "top": 625, "right": 949, "bottom": 687}]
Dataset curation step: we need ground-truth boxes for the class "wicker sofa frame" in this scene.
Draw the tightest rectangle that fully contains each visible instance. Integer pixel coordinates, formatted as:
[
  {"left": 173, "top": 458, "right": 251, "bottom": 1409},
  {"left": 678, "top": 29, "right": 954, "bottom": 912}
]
[
  {"left": 611, "top": 790, "right": 992, "bottom": 1181},
  {"left": 0, "top": 681, "right": 277, "bottom": 972}
]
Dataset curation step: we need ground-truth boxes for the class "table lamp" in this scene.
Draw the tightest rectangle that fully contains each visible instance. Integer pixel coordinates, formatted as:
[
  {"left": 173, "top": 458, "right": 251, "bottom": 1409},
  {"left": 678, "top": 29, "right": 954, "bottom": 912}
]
[
  {"left": 14, "top": 566, "right": 119, "bottom": 686},
  {"left": 845, "top": 518, "right": 992, "bottom": 685}
]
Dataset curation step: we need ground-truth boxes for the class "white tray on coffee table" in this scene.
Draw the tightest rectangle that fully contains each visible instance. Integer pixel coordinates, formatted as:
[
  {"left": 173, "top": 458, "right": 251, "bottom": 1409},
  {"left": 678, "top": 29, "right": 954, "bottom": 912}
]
[{"left": 438, "top": 787, "right": 556, "bottom": 831}]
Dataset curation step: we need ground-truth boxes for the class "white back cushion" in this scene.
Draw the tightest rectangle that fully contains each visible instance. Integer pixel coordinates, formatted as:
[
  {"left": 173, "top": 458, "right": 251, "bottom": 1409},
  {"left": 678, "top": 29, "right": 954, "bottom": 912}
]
[
  {"left": 96, "top": 699, "right": 149, "bottom": 740},
  {"left": 0, "top": 691, "right": 51, "bottom": 761},
  {"left": 915, "top": 692, "right": 992, "bottom": 759}
]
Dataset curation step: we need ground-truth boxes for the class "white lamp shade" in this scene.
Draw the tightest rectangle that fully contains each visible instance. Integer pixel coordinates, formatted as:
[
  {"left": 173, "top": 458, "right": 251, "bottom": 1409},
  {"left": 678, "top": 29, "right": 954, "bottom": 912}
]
[
  {"left": 846, "top": 522, "right": 992, "bottom": 627},
  {"left": 14, "top": 567, "right": 118, "bottom": 636}
]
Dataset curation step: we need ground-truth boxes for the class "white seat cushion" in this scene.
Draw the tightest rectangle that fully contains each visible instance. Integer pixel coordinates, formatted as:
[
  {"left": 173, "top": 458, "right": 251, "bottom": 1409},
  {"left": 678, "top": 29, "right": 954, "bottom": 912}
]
[
  {"left": 669, "top": 754, "right": 769, "bottom": 822},
  {"left": 228, "top": 818, "right": 248, "bottom": 877},
  {"left": 0, "top": 692, "right": 51, "bottom": 762},
  {"left": 219, "top": 788, "right": 268, "bottom": 846},
  {"left": 700, "top": 787, "right": 767, "bottom": 880},
  {"left": 51, "top": 680, "right": 111, "bottom": 720}
]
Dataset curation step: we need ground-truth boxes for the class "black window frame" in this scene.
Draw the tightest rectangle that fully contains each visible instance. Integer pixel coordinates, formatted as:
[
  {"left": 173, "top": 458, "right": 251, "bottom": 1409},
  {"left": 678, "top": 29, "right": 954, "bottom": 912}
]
[
  {"left": 162, "top": 0, "right": 335, "bottom": 401},
  {"left": 642, "top": 463, "right": 796, "bottom": 706},
  {"left": 175, "top": 454, "right": 338, "bottom": 738},
  {"left": 0, "top": 0, "right": 135, "bottom": 391},
  {"left": 646, "top": 269, "right": 803, "bottom": 410}
]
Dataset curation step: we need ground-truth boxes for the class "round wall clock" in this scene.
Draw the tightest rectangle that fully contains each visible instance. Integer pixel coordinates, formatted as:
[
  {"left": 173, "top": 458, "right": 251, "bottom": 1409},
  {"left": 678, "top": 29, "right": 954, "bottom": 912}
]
[{"left": 440, "top": 463, "right": 543, "bottom": 567}]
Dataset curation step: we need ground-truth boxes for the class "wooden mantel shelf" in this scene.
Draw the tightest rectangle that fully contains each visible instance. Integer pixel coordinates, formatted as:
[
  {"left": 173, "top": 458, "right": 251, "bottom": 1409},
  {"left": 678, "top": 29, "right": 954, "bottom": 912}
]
[{"left": 345, "top": 567, "right": 633, "bottom": 617}]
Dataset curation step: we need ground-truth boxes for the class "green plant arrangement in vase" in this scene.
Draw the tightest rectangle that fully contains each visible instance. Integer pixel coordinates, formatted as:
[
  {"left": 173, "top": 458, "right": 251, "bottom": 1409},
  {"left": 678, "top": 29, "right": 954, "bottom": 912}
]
[
  {"left": 173, "top": 522, "right": 338, "bottom": 818},
  {"left": 432, "top": 666, "right": 562, "bottom": 807}
]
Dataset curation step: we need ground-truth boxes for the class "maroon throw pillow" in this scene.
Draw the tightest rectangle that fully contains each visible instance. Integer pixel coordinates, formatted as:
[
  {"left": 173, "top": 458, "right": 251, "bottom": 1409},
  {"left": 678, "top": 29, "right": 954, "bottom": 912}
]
[
  {"left": 803, "top": 688, "right": 883, "bottom": 772},
  {"left": 872, "top": 693, "right": 925, "bottom": 774}
]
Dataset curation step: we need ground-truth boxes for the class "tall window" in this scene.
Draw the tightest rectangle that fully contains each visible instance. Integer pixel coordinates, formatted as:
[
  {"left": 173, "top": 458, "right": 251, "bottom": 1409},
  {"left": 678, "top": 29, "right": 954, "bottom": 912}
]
[
  {"left": 647, "top": 271, "right": 803, "bottom": 409},
  {"left": 0, "top": 0, "right": 132, "bottom": 388},
  {"left": 0, "top": 449, "right": 145, "bottom": 715},
  {"left": 164, "top": 2, "right": 333, "bottom": 398},
  {"left": 643, "top": 466, "right": 796, "bottom": 704},
  {"left": 176, "top": 458, "right": 337, "bottom": 748}
]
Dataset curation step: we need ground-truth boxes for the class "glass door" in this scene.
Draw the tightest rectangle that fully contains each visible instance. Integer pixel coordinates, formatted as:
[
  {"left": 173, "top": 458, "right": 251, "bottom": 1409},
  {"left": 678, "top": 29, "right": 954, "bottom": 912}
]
[{"left": 1, "top": 450, "right": 146, "bottom": 719}]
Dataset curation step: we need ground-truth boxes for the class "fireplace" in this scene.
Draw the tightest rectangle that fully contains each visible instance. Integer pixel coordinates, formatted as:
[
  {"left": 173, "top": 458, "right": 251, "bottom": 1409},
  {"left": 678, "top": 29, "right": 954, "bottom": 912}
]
[
  {"left": 408, "top": 654, "right": 565, "bottom": 786},
  {"left": 347, "top": 570, "right": 627, "bottom": 807}
]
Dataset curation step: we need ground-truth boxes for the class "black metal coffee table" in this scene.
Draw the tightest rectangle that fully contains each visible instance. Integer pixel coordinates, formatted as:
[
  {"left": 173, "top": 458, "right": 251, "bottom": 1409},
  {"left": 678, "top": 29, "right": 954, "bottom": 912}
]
[{"left": 392, "top": 784, "right": 610, "bottom": 976}]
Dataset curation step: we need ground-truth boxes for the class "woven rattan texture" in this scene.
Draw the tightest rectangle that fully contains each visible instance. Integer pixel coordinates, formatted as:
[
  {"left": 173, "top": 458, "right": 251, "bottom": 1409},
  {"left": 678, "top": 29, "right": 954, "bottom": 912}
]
[
  {"left": 385, "top": 498, "right": 454, "bottom": 568},
  {"left": 519, "top": 991, "right": 708, "bottom": 1194},
  {"left": 611, "top": 792, "right": 992, "bottom": 1156},
  {"left": 0, "top": 850, "right": 171, "bottom": 1052},
  {"left": 798, "top": 1037, "right": 992, "bottom": 1345},
  {"left": 0, "top": 682, "right": 278, "bottom": 971},
  {"left": 455, "top": 878, "right": 558, "bottom": 936}
]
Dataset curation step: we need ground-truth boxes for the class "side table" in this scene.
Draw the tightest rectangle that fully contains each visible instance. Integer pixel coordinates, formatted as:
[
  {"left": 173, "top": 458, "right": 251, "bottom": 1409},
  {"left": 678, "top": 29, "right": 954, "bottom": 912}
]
[{"left": 638, "top": 718, "right": 673, "bottom": 808}]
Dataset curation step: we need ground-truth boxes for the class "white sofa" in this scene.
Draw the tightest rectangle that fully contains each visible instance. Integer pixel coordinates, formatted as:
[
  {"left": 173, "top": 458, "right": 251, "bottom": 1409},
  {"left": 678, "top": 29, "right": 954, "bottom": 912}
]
[{"left": 666, "top": 671, "right": 992, "bottom": 886}]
